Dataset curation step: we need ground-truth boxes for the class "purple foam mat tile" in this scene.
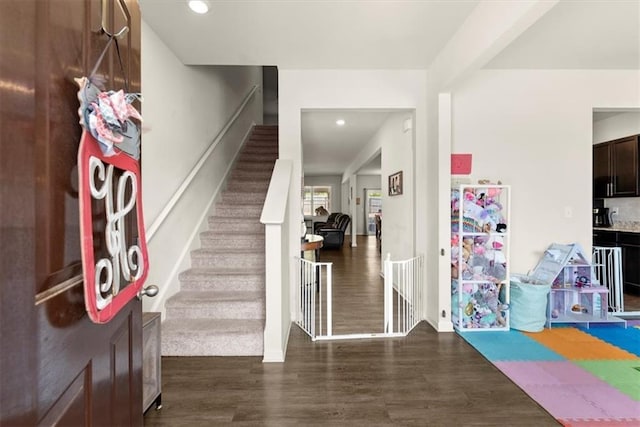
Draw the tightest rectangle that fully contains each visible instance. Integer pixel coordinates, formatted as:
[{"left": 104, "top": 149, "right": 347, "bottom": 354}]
[
  {"left": 495, "top": 361, "right": 602, "bottom": 387},
  {"left": 524, "top": 384, "right": 609, "bottom": 419}
]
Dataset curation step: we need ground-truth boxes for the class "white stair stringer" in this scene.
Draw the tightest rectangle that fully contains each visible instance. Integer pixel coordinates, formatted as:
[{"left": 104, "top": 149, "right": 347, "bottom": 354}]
[{"left": 162, "top": 125, "right": 278, "bottom": 357}]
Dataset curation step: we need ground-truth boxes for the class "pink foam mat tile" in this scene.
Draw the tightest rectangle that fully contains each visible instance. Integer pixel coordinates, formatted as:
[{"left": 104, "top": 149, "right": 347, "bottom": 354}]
[
  {"left": 524, "top": 384, "right": 610, "bottom": 419},
  {"left": 525, "top": 383, "right": 640, "bottom": 420},
  {"left": 585, "top": 387, "right": 640, "bottom": 419},
  {"left": 495, "top": 361, "right": 603, "bottom": 386},
  {"left": 560, "top": 418, "right": 640, "bottom": 426}
]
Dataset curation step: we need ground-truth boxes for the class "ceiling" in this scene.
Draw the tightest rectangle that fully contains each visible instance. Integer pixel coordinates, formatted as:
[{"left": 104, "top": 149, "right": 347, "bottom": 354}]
[
  {"left": 301, "top": 110, "right": 393, "bottom": 176},
  {"left": 486, "top": 0, "right": 639, "bottom": 69},
  {"left": 140, "top": 0, "right": 640, "bottom": 177},
  {"left": 139, "top": 0, "right": 480, "bottom": 68}
]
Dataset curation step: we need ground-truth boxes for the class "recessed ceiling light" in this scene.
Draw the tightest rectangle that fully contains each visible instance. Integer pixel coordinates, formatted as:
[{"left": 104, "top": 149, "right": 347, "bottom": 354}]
[
  {"left": 188, "top": 0, "right": 210, "bottom": 14},
  {"left": 336, "top": 119, "right": 345, "bottom": 126}
]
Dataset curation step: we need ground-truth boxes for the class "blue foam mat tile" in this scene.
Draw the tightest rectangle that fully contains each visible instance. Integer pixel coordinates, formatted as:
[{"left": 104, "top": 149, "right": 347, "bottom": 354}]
[
  {"left": 458, "top": 330, "right": 565, "bottom": 361},
  {"left": 580, "top": 326, "right": 640, "bottom": 357}
]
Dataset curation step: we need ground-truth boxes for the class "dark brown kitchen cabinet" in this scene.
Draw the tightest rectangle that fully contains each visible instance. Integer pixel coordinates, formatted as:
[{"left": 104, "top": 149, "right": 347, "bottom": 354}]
[
  {"left": 593, "top": 230, "right": 618, "bottom": 247},
  {"left": 593, "top": 135, "right": 639, "bottom": 198},
  {"left": 619, "top": 232, "right": 640, "bottom": 296},
  {"left": 593, "top": 143, "right": 611, "bottom": 198}
]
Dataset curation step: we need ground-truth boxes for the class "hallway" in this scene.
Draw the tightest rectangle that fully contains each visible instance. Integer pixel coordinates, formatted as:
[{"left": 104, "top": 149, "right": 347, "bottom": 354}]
[
  {"left": 316, "top": 235, "right": 386, "bottom": 336},
  {"left": 143, "top": 235, "right": 557, "bottom": 425}
]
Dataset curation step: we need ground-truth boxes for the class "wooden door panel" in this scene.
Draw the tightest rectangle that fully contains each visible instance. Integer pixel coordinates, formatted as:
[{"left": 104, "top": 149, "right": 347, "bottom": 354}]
[
  {"left": 38, "top": 365, "right": 90, "bottom": 426},
  {"left": 34, "top": 0, "right": 86, "bottom": 292},
  {"left": 37, "top": 293, "right": 142, "bottom": 425},
  {"left": 1, "top": 0, "right": 143, "bottom": 425},
  {"left": 1, "top": 1, "right": 39, "bottom": 424}
]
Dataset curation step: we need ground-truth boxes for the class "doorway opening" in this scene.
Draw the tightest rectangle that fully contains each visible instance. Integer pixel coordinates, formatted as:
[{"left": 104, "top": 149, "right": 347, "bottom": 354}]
[
  {"left": 364, "top": 188, "right": 382, "bottom": 237},
  {"left": 592, "top": 109, "right": 640, "bottom": 316},
  {"left": 300, "top": 109, "right": 417, "bottom": 337}
]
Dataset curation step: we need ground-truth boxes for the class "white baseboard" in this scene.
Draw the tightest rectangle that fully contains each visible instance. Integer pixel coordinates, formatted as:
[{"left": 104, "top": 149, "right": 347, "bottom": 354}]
[
  {"left": 263, "top": 321, "right": 291, "bottom": 363},
  {"left": 426, "top": 314, "right": 454, "bottom": 332}
]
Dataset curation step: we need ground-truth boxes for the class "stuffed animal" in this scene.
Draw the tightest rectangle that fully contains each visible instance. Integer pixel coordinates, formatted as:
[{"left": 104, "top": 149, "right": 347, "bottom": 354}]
[
  {"left": 461, "top": 262, "right": 473, "bottom": 280},
  {"left": 462, "top": 238, "right": 473, "bottom": 261},
  {"left": 486, "top": 263, "right": 507, "bottom": 281},
  {"left": 487, "top": 187, "right": 502, "bottom": 198},
  {"left": 484, "top": 284, "right": 508, "bottom": 327},
  {"left": 491, "top": 236, "right": 507, "bottom": 264},
  {"left": 463, "top": 200, "right": 484, "bottom": 222}
]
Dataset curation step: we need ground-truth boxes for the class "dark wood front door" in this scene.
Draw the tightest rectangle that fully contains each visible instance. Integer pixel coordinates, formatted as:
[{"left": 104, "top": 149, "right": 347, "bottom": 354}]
[{"left": 1, "top": 0, "right": 143, "bottom": 424}]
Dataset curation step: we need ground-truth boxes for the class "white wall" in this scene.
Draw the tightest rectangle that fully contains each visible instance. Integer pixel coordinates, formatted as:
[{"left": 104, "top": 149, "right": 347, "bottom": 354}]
[
  {"left": 379, "top": 114, "right": 415, "bottom": 261},
  {"left": 279, "top": 69, "right": 428, "bottom": 325},
  {"left": 341, "top": 181, "right": 350, "bottom": 215},
  {"left": 452, "top": 70, "right": 640, "bottom": 274},
  {"left": 593, "top": 111, "right": 640, "bottom": 223},
  {"left": 141, "top": 21, "right": 263, "bottom": 314},
  {"left": 355, "top": 174, "right": 381, "bottom": 235}
]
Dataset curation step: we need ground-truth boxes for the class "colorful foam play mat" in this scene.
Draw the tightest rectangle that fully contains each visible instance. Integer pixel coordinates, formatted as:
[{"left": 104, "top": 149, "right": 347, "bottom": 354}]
[{"left": 459, "top": 323, "right": 640, "bottom": 426}]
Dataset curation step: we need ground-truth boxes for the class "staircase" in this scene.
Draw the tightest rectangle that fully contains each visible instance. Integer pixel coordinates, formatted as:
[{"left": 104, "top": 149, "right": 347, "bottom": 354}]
[{"left": 161, "top": 125, "right": 278, "bottom": 356}]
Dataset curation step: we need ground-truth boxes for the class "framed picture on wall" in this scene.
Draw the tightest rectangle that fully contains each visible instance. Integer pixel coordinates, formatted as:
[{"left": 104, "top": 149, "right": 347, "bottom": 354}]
[{"left": 388, "top": 171, "right": 403, "bottom": 196}]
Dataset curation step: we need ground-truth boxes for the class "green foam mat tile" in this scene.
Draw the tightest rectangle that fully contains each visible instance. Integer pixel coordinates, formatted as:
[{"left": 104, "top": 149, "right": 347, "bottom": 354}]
[{"left": 576, "top": 360, "right": 640, "bottom": 401}]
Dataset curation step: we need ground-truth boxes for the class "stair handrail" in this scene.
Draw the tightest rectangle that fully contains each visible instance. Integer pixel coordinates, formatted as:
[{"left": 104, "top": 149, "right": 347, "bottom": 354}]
[
  {"left": 260, "top": 159, "right": 292, "bottom": 225},
  {"left": 146, "top": 84, "right": 259, "bottom": 242}
]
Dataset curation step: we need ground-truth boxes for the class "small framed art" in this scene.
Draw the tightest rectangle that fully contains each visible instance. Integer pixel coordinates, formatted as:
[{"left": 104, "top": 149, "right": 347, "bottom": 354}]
[{"left": 389, "top": 171, "right": 403, "bottom": 196}]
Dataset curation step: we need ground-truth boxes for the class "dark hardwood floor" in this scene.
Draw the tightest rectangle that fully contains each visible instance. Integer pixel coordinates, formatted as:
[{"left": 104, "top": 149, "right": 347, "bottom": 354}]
[
  {"left": 144, "top": 235, "right": 558, "bottom": 426},
  {"left": 315, "top": 235, "right": 386, "bottom": 335},
  {"left": 623, "top": 291, "right": 640, "bottom": 312}
]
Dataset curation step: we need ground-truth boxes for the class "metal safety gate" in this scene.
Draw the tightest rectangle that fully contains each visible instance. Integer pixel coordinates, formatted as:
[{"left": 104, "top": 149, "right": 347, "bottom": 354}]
[
  {"left": 592, "top": 246, "right": 624, "bottom": 312},
  {"left": 295, "top": 254, "right": 424, "bottom": 340},
  {"left": 383, "top": 254, "right": 424, "bottom": 335},
  {"left": 295, "top": 257, "right": 332, "bottom": 339}
]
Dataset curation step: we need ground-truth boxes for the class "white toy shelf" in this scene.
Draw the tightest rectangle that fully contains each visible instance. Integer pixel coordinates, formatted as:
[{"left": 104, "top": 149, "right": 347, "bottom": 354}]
[{"left": 451, "top": 185, "right": 510, "bottom": 331}]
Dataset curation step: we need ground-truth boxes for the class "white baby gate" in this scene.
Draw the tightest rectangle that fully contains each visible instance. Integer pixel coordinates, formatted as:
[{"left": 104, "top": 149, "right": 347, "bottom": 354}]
[
  {"left": 383, "top": 254, "right": 424, "bottom": 335},
  {"left": 592, "top": 246, "right": 624, "bottom": 313},
  {"left": 295, "top": 258, "right": 332, "bottom": 339},
  {"left": 295, "top": 254, "right": 424, "bottom": 341}
]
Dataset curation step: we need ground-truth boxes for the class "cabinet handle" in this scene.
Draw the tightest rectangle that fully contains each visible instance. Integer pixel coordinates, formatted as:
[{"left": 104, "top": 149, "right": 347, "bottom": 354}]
[{"left": 613, "top": 177, "right": 616, "bottom": 195}]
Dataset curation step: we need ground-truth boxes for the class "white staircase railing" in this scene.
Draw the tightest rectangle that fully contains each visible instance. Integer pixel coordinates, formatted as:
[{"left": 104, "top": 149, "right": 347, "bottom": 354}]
[
  {"left": 592, "top": 246, "right": 624, "bottom": 313},
  {"left": 384, "top": 254, "right": 424, "bottom": 335}
]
